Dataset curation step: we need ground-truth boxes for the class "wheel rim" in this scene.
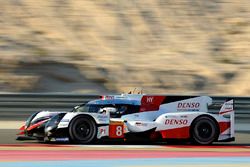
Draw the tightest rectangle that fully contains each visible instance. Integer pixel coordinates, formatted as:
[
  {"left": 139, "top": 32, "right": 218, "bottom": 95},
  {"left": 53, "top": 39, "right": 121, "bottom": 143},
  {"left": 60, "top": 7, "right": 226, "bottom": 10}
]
[
  {"left": 197, "top": 122, "right": 212, "bottom": 139},
  {"left": 71, "top": 118, "right": 95, "bottom": 142},
  {"left": 75, "top": 121, "right": 91, "bottom": 140}
]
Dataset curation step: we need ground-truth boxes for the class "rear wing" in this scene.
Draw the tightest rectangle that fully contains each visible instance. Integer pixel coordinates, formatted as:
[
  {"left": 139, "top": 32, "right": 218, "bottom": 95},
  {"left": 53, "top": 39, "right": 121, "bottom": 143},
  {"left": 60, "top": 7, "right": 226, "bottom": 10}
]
[
  {"left": 219, "top": 99, "right": 234, "bottom": 138},
  {"left": 219, "top": 99, "right": 234, "bottom": 115}
]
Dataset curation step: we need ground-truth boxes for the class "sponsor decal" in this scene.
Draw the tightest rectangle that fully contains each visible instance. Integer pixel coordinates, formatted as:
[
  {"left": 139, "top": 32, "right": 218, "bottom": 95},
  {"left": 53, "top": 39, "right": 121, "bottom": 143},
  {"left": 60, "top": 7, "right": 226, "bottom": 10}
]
[
  {"left": 97, "top": 115, "right": 108, "bottom": 119},
  {"left": 109, "top": 124, "right": 124, "bottom": 138},
  {"left": 100, "top": 127, "right": 106, "bottom": 134},
  {"left": 140, "top": 96, "right": 165, "bottom": 112},
  {"left": 165, "top": 119, "right": 188, "bottom": 125},
  {"left": 135, "top": 122, "right": 148, "bottom": 126},
  {"left": 177, "top": 102, "right": 200, "bottom": 111},
  {"left": 147, "top": 97, "right": 154, "bottom": 103},
  {"left": 97, "top": 115, "right": 109, "bottom": 122},
  {"left": 219, "top": 102, "right": 233, "bottom": 115},
  {"left": 178, "top": 102, "right": 200, "bottom": 108},
  {"left": 97, "top": 126, "right": 109, "bottom": 139},
  {"left": 104, "top": 96, "right": 114, "bottom": 100},
  {"left": 55, "top": 137, "right": 69, "bottom": 142},
  {"left": 224, "top": 103, "right": 233, "bottom": 109}
]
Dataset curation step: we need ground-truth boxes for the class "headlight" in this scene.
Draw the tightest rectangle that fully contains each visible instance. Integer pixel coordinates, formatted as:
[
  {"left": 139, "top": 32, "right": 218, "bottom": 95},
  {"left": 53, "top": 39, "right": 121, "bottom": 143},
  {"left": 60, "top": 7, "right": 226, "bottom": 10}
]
[
  {"left": 25, "top": 112, "right": 40, "bottom": 129},
  {"left": 45, "top": 113, "right": 66, "bottom": 133}
]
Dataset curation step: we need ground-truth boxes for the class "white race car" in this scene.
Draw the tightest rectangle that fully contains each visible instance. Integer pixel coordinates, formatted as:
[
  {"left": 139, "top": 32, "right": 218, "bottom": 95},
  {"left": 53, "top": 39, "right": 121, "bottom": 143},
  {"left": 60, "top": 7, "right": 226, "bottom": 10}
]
[{"left": 17, "top": 94, "right": 235, "bottom": 145}]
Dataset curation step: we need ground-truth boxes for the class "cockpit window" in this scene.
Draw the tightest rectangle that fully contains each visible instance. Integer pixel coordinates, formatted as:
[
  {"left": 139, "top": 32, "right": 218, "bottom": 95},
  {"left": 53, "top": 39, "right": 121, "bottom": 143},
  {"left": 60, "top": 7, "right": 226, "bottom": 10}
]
[
  {"left": 72, "top": 104, "right": 140, "bottom": 118},
  {"left": 73, "top": 104, "right": 110, "bottom": 113},
  {"left": 73, "top": 104, "right": 101, "bottom": 113},
  {"left": 117, "top": 105, "right": 128, "bottom": 114}
]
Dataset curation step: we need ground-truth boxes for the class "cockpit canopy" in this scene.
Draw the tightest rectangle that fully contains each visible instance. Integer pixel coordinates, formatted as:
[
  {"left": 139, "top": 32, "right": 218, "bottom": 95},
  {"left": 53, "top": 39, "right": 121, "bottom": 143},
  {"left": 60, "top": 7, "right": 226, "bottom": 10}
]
[{"left": 73, "top": 99, "right": 140, "bottom": 118}]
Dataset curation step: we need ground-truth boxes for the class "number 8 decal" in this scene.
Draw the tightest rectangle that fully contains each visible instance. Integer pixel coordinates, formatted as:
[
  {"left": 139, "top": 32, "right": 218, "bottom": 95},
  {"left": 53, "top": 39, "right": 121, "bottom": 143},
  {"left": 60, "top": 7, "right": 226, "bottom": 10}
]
[
  {"left": 109, "top": 123, "right": 124, "bottom": 138},
  {"left": 116, "top": 125, "right": 123, "bottom": 136}
]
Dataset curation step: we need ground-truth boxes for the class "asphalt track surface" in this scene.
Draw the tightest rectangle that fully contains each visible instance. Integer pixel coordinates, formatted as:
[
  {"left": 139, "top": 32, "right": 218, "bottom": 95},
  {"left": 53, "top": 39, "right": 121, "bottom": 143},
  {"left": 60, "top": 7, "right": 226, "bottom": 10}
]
[
  {"left": 0, "top": 129, "right": 250, "bottom": 167},
  {"left": 1, "top": 129, "right": 250, "bottom": 144},
  {"left": 0, "top": 129, "right": 248, "bottom": 144}
]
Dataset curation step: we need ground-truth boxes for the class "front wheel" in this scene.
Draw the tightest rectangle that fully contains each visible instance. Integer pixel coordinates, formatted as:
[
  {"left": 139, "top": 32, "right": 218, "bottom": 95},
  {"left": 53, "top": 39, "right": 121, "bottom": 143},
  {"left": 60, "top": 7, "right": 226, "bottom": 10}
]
[
  {"left": 69, "top": 116, "right": 97, "bottom": 144},
  {"left": 191, "top": 116, "right": 219, "bottom": 145}
]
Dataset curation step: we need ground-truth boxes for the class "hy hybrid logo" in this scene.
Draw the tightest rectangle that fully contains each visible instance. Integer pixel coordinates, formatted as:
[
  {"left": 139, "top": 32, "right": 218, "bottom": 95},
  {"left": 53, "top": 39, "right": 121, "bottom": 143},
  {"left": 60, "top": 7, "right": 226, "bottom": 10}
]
[{"left": 147, "top": 97, "right": 154, "bottom": 103}]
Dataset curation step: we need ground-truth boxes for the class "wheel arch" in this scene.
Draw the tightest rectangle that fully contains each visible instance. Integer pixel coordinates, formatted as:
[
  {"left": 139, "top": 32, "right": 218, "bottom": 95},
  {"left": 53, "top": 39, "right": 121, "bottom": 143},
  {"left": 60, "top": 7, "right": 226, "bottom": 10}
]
[{"left": 69, "top": 114, "right": 97, "bottom": 127}]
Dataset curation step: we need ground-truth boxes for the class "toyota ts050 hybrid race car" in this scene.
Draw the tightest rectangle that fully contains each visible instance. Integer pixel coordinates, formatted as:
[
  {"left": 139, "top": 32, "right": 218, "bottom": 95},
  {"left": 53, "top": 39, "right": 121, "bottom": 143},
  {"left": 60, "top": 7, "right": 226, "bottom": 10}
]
[{"left": 17, "top": 94, "right": 235, "bottom": 145}]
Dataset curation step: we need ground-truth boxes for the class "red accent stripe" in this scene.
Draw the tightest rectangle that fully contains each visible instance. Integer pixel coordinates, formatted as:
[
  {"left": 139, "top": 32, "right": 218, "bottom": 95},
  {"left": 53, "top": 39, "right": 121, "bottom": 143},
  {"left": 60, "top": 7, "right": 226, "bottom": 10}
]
[
  {"left": 26, "top": 119, "right": 48, "bottom": 131},
  {"left": 19, "top": 125, "right": 25, "bottom": 130},
  {"left": 219, "top": 109, "right": 233, "bottom": 115},
  {"left": 219, "top": 122, "right": 230, "bottom": 133},
  {"left": 160, "top": 126, "right": 190, "bottom": 139}
]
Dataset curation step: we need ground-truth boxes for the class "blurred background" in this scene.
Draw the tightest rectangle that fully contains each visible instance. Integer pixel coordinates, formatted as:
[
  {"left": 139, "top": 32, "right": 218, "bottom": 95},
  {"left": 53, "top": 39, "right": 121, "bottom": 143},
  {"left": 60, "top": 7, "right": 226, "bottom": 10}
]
[{"left": 0, "top": 0, "right": 249, "bottom": 95}]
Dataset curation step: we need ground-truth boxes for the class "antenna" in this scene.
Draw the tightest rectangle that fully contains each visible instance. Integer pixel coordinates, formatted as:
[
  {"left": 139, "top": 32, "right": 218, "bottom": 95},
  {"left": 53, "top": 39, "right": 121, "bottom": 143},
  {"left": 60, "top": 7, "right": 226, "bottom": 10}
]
[
  {"left": 132, "top": 88, "right": 137, "bottom": 94},
  {"left": 138, "top": 88, "right": 143, "bottom": 94}
]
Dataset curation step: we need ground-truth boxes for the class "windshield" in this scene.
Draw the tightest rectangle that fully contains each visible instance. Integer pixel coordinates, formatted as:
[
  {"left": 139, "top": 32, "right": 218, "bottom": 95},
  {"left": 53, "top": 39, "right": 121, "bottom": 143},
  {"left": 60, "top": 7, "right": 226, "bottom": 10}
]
[{"left": 73, "top": 104, "right": 106, "bottom": 113}]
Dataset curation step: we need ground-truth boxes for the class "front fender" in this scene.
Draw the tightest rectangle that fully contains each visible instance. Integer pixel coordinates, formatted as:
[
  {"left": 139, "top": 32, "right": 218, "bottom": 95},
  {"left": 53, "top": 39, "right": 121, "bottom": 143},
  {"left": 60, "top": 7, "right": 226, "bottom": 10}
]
[{"left": 57, "top": 112, "right": 110, "bottom": 129}]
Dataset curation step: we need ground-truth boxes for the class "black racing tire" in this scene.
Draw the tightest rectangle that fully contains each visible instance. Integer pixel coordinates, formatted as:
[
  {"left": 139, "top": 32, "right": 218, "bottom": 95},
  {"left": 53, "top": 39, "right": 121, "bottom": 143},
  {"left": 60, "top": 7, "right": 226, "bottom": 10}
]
[
  {"left": 191, "top": 116, "right": 219, "bottom": 145},
  {"left": 69, "top": 116, "right": 97, "bottom": 144}
]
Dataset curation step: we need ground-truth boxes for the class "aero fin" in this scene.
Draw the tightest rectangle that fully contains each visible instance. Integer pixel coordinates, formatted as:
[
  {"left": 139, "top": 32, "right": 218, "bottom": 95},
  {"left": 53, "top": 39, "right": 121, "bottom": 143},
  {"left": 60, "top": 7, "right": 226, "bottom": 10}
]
[
  {"left": 219, "top": 99, "right": 234, "bottom": 115},
  {"left": 19, "top": 125, "right": 25, "bottom": 130},
  {"left": 26, "top": 119, "right": 48, "bottom": 131}
]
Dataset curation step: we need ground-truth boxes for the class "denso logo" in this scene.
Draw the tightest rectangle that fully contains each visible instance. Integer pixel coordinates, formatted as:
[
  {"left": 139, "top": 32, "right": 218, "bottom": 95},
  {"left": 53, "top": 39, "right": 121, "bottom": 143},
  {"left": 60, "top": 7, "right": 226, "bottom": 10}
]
[
  {"left": 165, "top": 119, "right": 188, "bottom": 125},
  {"left": 177, "top": 102, "right": 200, "bottom": 108}
]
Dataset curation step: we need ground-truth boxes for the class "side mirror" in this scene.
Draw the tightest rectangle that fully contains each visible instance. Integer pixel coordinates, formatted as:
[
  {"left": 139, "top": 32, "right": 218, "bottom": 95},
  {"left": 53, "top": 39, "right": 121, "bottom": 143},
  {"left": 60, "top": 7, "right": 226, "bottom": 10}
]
[
  {"left": 99, "top": 107, "right": 117, "bottom": 114},
  {"left": 74, "top": 106, "right": 80, "bottom": 110}
]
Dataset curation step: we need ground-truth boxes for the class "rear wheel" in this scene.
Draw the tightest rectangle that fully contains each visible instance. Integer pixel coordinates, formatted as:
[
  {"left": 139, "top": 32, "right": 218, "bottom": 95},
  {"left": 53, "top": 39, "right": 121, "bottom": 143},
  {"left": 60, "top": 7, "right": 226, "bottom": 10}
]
[
  {"left": 191, "top": 116, "right": 218, "bottom": 145},
  {"left": 69, "top": 116, "right": 97, "bottom": 144}
]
